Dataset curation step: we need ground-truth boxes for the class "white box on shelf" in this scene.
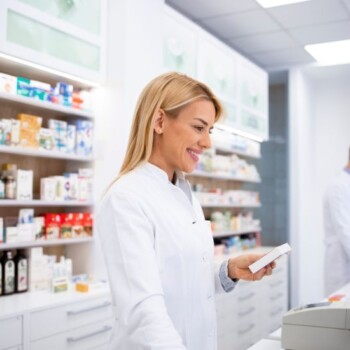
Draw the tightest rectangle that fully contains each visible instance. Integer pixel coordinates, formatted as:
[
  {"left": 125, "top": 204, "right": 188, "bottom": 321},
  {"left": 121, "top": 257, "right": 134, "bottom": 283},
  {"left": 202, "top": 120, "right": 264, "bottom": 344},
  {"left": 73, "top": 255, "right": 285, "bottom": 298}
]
[{"left": 16, "top": 169, "right": 33, "bottom": 200}]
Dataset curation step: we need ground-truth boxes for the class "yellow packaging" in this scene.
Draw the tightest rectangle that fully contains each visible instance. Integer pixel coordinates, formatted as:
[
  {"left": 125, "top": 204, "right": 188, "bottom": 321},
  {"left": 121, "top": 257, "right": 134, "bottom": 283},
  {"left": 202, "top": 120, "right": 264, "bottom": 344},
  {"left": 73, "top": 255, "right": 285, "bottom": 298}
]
[
  {"left": 19, "top": 128, "right": 40, "bottom": 148},
  {"left": 18, "top": 113, "right": 42, "bottom": 130}
]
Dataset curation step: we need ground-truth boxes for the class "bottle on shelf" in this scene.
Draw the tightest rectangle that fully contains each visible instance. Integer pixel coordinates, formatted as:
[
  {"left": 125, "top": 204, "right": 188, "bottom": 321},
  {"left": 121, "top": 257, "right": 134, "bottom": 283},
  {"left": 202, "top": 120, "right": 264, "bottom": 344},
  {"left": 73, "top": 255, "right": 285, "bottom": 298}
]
[
  {"left": 2, "top": 163, "right": 17, "bottom": 199},
  {"left": 1, "top": 250, "right": 16, "bottom": 295},
  {"left": 14, "top": 250, "right": 28, "bottom": 293}
]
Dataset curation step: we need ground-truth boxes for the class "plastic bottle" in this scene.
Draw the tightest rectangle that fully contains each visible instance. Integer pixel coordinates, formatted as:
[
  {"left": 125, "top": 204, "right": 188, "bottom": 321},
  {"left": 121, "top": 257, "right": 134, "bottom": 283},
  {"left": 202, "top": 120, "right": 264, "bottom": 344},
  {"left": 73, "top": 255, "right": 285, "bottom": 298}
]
[{"left": 14, "top": 250, "right": 28, "bottom": 293}]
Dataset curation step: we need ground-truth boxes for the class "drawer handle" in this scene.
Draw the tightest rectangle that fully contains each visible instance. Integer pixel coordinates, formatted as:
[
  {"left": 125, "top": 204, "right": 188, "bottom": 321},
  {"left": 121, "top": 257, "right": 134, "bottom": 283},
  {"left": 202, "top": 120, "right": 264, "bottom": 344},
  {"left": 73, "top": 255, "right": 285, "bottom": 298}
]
[
  {"left": 270, "top": 292, "right": 284, "bottom": 301},
  {"left": 238, "top": 307, "right": 256, "bottom": 317},
  {"left": 270, "top": 307, "right": 283, "bottom": 317},
  {"left": 238, "top": 292, "right": 255, "bottom": 301},
  {"left": 67, "top": 325, "right": 112, "bottom": 343},
  {"left": 238, "top": 323, "right": 255, "bottom": 335},
  {"left": 67, "top": 301, "right": 111, "bottom": 316}
]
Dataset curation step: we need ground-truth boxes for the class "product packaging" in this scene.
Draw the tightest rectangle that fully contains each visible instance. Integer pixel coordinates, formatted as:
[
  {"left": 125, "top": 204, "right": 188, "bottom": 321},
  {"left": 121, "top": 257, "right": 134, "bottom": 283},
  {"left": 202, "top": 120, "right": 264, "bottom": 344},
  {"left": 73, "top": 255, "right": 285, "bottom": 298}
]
[
  {"left": 0, "top": 73, "right": 17, "bottom": 94},
  {"left": 34, "top": 216, "right": 45, "bottom": 240},
  {"left": 18, "top": 209, "right": 35, "bottom": 242},
  {"left": 40, "top": 177, "right": 56, "bottom": 201},
  {"left": 39, "top": 128, "right": 54, "bottom": 151},
  {"left": 16, "top": 169, "right": 33, "bottom": 200},
  {"left": 60, "top": 213, "right": 73, "bottom": 239},
  {"left": 45, "top": 213, "right": 61, "bottom": 240},
  {"left": 72, "top": 213, "right": 84, "bottom": 238},
  {"left": 66, "top": 125, "right": 76, "bottom": 154},
  {"left": 17, "top": 77, "right": 32, "bottom": 98},
  {"left": 18, "top": 113, "right": 42, "bottom": 149},
  {"left": 75, "top": 120, "right": 93, "bottom": 156},
  {"left": 48, "top": 119, "right": 67, "bottom": 153},
  {"left": 10, "top": 119, "right": 20, "bottom": 146}
]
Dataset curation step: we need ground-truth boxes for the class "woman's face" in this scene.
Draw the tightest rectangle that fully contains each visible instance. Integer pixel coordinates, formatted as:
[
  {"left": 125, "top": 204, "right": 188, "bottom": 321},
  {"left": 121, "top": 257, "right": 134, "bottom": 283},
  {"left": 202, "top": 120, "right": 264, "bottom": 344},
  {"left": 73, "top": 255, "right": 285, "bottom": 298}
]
[{"left": 151, "top": 99, "right": 216, "bottom": 179}]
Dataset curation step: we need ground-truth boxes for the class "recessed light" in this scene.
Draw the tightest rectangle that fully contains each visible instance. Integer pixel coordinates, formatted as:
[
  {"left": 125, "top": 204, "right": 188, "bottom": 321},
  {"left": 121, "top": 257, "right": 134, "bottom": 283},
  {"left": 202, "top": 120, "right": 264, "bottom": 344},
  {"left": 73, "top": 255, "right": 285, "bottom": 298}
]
[
  {"left": 256, "top": 0, "right": 311, "bottom": 8},
  {"left": 305, "top": 40, "right": 350, "bottom": 65}
]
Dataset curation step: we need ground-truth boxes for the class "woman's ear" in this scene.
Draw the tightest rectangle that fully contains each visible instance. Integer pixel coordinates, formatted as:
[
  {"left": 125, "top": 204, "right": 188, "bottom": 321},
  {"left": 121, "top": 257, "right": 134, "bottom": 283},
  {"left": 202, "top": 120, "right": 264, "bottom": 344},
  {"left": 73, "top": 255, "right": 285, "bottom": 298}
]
[{"left": 154, "top": 109, "right": 166, "bottom": 135}]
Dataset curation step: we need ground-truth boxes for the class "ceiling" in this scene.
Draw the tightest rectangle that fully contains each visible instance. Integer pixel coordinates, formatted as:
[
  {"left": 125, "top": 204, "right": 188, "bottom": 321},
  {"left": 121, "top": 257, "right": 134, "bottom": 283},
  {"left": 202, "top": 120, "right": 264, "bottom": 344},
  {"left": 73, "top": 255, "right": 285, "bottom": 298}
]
[{"left": 165, "top": 0, "right": 350, "bottom": 71}]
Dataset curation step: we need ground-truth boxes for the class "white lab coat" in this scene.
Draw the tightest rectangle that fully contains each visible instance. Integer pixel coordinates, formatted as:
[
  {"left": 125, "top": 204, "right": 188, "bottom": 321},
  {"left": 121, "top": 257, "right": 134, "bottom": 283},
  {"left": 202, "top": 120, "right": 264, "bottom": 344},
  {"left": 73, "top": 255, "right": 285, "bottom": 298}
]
[
  {"left": 324, "top": 169, "right": 350, "bottom": 295},
  {"left": 96, "top": 162, "right": 227, "bottom": 350}
]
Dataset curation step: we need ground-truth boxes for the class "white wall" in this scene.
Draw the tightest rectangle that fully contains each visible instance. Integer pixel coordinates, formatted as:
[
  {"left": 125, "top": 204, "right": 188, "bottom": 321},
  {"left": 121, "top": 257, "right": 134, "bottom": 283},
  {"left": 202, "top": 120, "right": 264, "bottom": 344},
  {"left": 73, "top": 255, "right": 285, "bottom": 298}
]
[
  {"left": 288, "top": 64, "right": 350, "bottom": 306},
  {"left": 92, "top": 0, "right": 164, "bottom": 278}
]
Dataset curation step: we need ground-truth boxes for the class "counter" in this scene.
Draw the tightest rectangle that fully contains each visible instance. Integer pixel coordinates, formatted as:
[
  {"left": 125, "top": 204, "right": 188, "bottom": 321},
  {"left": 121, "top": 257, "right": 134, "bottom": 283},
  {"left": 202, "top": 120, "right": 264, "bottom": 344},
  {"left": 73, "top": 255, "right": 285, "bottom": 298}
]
[{"left": 247, "top": 282, "right": 350, "bottom": 350}]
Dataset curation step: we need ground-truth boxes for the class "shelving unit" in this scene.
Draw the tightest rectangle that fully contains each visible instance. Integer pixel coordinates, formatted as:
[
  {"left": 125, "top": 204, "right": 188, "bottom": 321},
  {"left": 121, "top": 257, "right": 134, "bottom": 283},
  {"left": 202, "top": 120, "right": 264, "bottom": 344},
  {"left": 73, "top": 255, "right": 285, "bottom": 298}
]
[
  {"left": 0, "top": 91, "right": 93, "bottom": 118},
  {"left": 190, "top": 169, "right": 261, "bottom": 183},
  {"left": 213, "top": 228, "right": 261, "bottom": 238},
  {"left": 0, "top": 63, "right": 95, "bottom": 290},
  {"left": 0, "top": 200, "right": 93, "bottom": 207},
  {"left": 0, "top": 237, "right": 94, "bottom": 251},
  {"left": 0, "top": 144, "right": 94, "bottom": 161},
  {"left": 200, "top": 203, "right": 261, "bottom": 209}
]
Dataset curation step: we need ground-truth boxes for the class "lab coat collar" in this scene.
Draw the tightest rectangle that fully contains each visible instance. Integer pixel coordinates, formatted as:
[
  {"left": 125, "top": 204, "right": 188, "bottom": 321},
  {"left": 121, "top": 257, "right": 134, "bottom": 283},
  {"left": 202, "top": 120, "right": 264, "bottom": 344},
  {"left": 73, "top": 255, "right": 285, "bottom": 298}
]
[
  {"left": 138, "top": 162, "right": 193, "bottom": 204},
  {"left": 139, "top": 162, "right": 187, "bottom": 185}
]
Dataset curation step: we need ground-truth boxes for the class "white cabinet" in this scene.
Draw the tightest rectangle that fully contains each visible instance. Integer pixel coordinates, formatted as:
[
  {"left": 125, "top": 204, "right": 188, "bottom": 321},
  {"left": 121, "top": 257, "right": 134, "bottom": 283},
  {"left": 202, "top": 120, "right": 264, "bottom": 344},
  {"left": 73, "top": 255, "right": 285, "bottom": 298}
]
[
  {"left": 0, "top": 290, "right": 113, "bottom": 350},
  {"left": 30, "top": 297, "right": 113, "bottom": 341},
  {"left": 216, "top": 254, "right": 288, "bottom": 350},
  {"left": 0, "top": 0, "right": 107, "bottom": 84},
  {"left": 0, "top": 315, "right": 22, "bottom": 350},
  {"left": 30, "top": 319, "right": 113, "bottom": 350}
]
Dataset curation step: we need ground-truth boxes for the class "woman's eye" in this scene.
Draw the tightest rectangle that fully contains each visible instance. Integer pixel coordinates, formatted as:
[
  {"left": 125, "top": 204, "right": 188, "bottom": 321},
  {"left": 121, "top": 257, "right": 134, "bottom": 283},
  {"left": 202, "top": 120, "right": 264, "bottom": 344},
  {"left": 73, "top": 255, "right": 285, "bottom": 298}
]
[{"left": 194, "top": 126, "right": 204, "bottom": 132}]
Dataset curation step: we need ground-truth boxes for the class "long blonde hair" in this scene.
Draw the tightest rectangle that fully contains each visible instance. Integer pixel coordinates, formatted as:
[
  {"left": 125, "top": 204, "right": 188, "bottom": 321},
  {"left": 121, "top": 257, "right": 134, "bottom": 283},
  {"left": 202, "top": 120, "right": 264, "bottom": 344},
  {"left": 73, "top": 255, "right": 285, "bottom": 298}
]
[{"left": 114, "top": 72, "right": 223, "bottom": 183}]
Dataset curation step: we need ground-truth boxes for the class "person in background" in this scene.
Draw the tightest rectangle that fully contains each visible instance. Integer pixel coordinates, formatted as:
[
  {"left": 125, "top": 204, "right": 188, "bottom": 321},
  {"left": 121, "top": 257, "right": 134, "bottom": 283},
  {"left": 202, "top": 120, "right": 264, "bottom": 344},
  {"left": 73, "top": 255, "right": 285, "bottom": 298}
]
[
  {"left": 96, "top": 72, "right": 276, "bottom": 350},
  {"left": 324, "top": 148, "right": 350, "bottom": 295}
]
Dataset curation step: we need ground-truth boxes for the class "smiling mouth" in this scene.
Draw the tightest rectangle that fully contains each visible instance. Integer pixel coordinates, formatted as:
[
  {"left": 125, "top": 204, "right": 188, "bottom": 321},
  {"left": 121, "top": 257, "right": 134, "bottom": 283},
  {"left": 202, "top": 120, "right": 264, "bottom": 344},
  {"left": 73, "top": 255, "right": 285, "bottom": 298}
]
[{"left": 187, "top": 148, "right": 201, "bottom": 162}]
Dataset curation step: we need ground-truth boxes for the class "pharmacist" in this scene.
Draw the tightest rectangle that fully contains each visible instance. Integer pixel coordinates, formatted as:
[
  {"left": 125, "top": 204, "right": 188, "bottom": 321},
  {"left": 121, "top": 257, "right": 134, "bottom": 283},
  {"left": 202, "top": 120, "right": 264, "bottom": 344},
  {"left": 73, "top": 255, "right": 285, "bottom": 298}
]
[
  {"left": 96, "top": 72, "right": 275, "bottom": 350},
  {"left": 324, "top": 148, "right": 350, "bottom": 295}
]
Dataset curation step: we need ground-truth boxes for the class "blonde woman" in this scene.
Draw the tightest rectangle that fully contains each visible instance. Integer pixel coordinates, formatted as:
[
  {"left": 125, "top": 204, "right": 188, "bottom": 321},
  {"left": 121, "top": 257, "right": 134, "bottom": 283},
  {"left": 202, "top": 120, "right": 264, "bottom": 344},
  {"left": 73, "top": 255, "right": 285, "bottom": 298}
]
[{"left": 96, "top": 72, "right": 275, "bottom": 350}]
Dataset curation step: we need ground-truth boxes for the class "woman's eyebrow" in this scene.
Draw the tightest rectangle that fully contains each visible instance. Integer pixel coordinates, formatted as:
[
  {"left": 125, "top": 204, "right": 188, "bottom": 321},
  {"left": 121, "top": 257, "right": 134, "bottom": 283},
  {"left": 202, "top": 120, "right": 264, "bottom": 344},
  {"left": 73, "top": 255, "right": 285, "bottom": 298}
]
[{"left": 193, "top": 118, "right": 208, "bottom": 126}]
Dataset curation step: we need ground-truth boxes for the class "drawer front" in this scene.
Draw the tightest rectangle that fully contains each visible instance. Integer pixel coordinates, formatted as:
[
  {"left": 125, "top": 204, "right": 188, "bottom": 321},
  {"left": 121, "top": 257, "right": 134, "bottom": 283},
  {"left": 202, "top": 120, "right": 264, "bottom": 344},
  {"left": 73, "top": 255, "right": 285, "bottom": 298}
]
[
  {"left": 0, "top": 315, "right": 22, "bottom": 350},
  {"left": 30, "top": 297, "right": 113, "bottom": 341},
  {"left": 31, "top": 318, "right": 114, "bottom": 350}
]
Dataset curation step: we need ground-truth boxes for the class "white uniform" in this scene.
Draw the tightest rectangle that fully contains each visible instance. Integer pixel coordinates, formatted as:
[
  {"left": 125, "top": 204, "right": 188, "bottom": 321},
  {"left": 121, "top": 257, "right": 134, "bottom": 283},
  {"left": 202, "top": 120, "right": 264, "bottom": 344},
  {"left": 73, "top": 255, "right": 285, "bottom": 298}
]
[
  {"left": 96, "top": 163, "right": 226, "bottom": 350},
  {"left": 324, "top": 169, "right": 350, "bottom": 295}
]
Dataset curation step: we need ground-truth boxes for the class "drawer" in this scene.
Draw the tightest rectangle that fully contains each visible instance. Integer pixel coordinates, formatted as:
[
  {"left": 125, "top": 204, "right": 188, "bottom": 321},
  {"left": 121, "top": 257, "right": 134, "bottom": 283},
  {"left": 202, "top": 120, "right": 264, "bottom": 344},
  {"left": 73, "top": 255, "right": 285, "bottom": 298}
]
[
  {"left": 31, "top": 318, "right": 114, "bottom": 350},
  {"left": 0, "top": 315, "right": 22, "bottom": 350},
  {"left": 30, "top": 297, "right": 113, "bottom": 341}
]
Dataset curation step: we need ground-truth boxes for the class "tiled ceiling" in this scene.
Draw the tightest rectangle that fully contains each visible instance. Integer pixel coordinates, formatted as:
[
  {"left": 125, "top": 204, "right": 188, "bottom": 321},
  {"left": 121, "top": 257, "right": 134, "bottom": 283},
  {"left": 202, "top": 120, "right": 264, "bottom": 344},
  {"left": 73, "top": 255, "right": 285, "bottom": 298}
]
[{"left": 166, "top": 0, "right": 350, "bottom": 70}]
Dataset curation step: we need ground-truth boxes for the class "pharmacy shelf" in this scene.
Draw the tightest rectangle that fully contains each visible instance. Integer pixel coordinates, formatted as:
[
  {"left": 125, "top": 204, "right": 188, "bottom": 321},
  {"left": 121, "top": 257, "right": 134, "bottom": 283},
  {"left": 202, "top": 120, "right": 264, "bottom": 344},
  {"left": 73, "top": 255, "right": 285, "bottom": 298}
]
[
  {"left": 0, "top": 200, "right": 93, "bottom": 207},
  {"left": 0, "top": 237, "right": 94, "bottom": 251},
  {"left": 213, "top": 146, "right": 261, "bottom": 159},
  {"left": 0, "top": 144, "right": 93, "bottom": 161},
  {"left": 200, "top": 203, "right": 261, "bottom": 209},
  {"left": 0, "top": 91, "right": 93, "bottom": 118},
  {"left": 213, "top": 227, "right": 261, "bottom": 238},
  {"left": 188, "top": 170, "right": 261, "bottom": 183}
]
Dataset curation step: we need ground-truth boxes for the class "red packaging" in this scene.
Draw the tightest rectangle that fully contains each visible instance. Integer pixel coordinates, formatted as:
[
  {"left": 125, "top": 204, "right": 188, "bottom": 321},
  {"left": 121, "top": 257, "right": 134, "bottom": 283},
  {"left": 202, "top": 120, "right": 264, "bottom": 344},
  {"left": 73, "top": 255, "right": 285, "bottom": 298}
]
[
  {"left": 45, "top": 213, "right": 61, "bottom": 240},
  {"left": 60, "top": 213, "right": 74, "bottom": 239},
  {"left": 82, "top": 213, "right": 93, "bottom": 237},
  {"left": 72, "top": 213, "right": 84, "bottom": 238}
]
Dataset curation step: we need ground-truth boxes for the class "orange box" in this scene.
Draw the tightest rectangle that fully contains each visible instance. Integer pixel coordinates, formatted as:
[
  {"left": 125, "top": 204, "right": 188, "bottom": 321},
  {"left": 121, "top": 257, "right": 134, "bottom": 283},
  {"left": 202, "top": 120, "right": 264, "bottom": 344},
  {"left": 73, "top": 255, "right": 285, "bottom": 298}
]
[
  {"left": 19, "top": 128, "right": 39, "bottom": 148},
  {"left": 18, "top": 113, "right": 42, "bottom": 130}
]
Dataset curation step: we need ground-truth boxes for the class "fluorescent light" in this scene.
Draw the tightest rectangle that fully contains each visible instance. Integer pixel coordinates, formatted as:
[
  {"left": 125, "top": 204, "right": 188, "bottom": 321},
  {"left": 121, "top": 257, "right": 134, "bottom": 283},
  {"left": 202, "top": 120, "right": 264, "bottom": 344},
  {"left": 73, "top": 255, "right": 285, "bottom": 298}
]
[
  {"left": 0, "top": 52, "right": 100, "bottom": 88},
  {"left": 305, "top": 40, "right": 350, "bottom": 65},
  {"left": 256, "top": 0, "right": 310, "bottom": 8},
  {"left": 215, "top": 123, "right": 265, "bottom": 143}
]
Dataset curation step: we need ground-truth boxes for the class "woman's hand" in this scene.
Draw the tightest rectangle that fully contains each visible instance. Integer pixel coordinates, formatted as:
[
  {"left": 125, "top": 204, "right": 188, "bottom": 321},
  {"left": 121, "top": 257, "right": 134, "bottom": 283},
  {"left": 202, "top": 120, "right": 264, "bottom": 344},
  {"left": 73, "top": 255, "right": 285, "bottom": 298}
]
[{"left": 228, "top": 254, "right": 276, "bottom": 282}]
